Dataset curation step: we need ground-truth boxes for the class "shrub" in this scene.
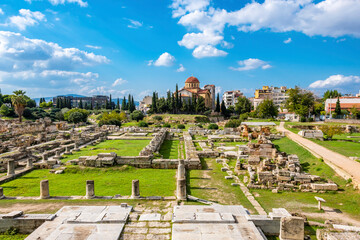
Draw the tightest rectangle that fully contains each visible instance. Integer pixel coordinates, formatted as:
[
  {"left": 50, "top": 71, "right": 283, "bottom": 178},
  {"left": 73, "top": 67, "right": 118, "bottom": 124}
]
[
  {"left": 0, "top": 104, "right": 10, "bottom": 116},
  {"left": 195, "top": 116, "right": 210, "bottom": 123},
  {"left": 68, "top": 111, "right": 84, "bottom": 123},
  {"left": 138, "top": 121, "right": 148, "bottom": 127},
  {"left": 163, "top": 123, "right": 171, "bottom": 128},
  {"left": 64, "top": 108, "right": 89, "bottom": 123},
  {"left": 155, "top": 124, "right": 161, "bottom": 128},
  {"left": 308, "top": 117, "right": 314, "bottom": 122},
  {"left": 225, "top": 119, "right": 241, "bottom": 128},
  {"left": 153, "top": 116, "right": 163, "bottom": 121},
  {"left": 197, "top": 124, "right": 203, "bottom": 128},
  {"left": 208, "top": 123, "right": 219, "bottom": 129},
  {"left": 300, "top": 116, "right": 307, "bottom": 122},
  {"left": 99, "top": 119, "right": 122, "bottom": 127},
  {"left": 319, "top": 125, "right": 343, "bottom": 140},
  {"left": 130, "top": 110, "right": 144, "bottom": 122},
  {"left": 230, "top": 115, "right": 239, "bottom": 120},
  {"left": 177, "top": 124, "right": 185, "bottom": 129}
]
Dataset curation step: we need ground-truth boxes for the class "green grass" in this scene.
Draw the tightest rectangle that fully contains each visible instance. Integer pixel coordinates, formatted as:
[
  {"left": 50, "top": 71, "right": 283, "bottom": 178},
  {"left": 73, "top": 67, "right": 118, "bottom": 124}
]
[
  {"left": 311, "top": 139, "right": 360, "bottom": 158},
  {"left": 214, "top": 141, "right": 246, "bottom": 147},
  {"left": 0, "top": 234, "right": 27, "bottom": 240},
  {"left": 187, "top": 158, "right": 256, "bottom": 213},
  {"left": 193, "top": 142, "right": 202, "bottom": 151},
  {"left": 251, "top": 137, "right": 360, "bottom": 220},
  {"left": 158, "top": 140, "right": 179, "bottom": 159},
  {"left": 0, "top": 166, "right": 176, "bottom": 197},
  {"left": 61, "top": 139, "right": 150, "bottom": 162}
]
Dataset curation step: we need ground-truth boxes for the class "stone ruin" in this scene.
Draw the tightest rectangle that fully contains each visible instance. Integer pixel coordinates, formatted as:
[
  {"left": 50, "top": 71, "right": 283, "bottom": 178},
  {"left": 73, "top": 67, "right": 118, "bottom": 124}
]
[
  {"left": 238, "top": 139, "right": 338, "bottom": 192},
  {"left": 298, "top": 130, "right": 324, "bottom": 140},
  {"left": 139, "top": 129, "right": 167, "bottom": 156}
]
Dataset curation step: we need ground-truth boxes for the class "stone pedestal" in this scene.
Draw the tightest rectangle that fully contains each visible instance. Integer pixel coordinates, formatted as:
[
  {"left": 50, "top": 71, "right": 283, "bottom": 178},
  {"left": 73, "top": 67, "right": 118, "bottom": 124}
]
[
  {"left": 86, "top": 180, "right": 95, "bottom": 199},
  {"left": 7, "top": 160, "right": 15, "bottom": 176},
  {"left": 73, "top": 143, "right": 80, "bottom": 151},
  {"left": 0, "top": 187, "right": 4, "bottom": 199},
  {"left": 177, "top": 160, "right": 185, "bottom": 179},
  {"left": 131, "top": 180, "right": 140, "bottom": 199},
  {"left": 64, "top": 147, "right": 72, "bottom": 155},
  {"left": 279, "top": 216, "right": 304, "bottom": 240},
  {"left": 40, "top": 180, "right": 50, "bottom": 199},
  {"left": 26, "top": 158, "right": 33, "bottom": 168}
]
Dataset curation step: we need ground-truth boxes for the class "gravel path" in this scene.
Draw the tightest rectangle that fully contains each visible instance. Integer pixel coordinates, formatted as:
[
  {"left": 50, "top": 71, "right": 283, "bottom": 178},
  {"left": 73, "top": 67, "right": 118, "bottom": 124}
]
[{"left": 277, "top": 122, "right": 360, "bottom": 188}]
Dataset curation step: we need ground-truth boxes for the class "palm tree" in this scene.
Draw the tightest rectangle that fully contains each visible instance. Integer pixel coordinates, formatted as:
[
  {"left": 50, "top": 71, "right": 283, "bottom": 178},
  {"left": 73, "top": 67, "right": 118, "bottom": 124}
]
[{"left": 11, "top": 90, "right": 27, "bottom": 122}]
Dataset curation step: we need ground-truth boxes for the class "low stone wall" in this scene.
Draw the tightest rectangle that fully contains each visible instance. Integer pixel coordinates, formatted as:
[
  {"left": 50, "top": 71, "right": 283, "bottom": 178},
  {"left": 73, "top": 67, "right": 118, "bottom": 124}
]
[
  {"left": 325, "top": 119, "right": 360, "bottom": 124},
  {"left": 0, "top": 213, "right": 54, "bottom": 234},
  {"left": 116, "top": 156, "right": 152, "bottom": 168}
]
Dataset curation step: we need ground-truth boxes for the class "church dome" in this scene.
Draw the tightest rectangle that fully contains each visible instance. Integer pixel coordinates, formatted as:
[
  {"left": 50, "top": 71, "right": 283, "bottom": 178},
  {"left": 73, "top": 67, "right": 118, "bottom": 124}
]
[{"left": 185, "top": 76, "right": 199, "bottom": 83}]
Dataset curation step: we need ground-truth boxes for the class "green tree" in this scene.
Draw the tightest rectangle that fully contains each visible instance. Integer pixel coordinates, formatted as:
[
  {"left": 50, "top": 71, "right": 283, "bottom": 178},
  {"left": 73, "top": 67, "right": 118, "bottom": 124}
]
[
  {"left": 68, "top": 111, "right": 84, "bottom": 124},
  {"left": 175, "top": 84, "right": 179, "bottom": 113},
  {"left": 319, "top": 125, "right": 343, "bottom": 140},
  {"left": 11, "top": 90, "right": 27, "bottom": 122},
  {"left": 116, "top": 98, "right": 120, "bottom": 109},
  {"left": 285, "top": 86, "right": 314, "bottom": 118},
  {"left": 335, "top": 97, "right": 341, "bottom": 115},
  {"left": 79, "top": 99, "right": 83, "bottom": 109},
  {"left": 235, "top": 96, "right": 251, "bottom": 114},
  {"left": 196, "top": 96, "right": 206, "bottom": 113},
  {"left": 150, "top": 92, "right": 157, "bottom": 113},
  {"left": 256, "top": 99, "right": 278, "bottom": 119},
  {"left": 0, "top": 104, "right": 10, "bottom": 116},
  {"left": 130, "top": 110, "right": 144, "bottom": 122},
  {"left": 220, "top": 100, "right": 229, "bottom": 117},
  {"left": 323, "top": 90, "right": 341, "bottom": 102},
  {"left": 215, "top": 93, "right": 220, "bottom": 112}
]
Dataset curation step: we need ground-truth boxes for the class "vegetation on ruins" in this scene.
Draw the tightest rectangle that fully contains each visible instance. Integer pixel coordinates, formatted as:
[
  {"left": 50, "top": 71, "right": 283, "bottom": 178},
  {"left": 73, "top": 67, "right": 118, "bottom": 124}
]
[
  {"left": 98, "top": 111, "right": 126, "bottom": 127},
  {"left": 64, "top": 108, "right": 89, "bottom": 123},
  {"left": 130, "top": 110, "right": 145, "bottom": 122},
  {"left": 208, "top": 123, "right": 219, "bottom": 129},
  {"left": 319, "top": 125, "right": 343, "bottom": 140}
]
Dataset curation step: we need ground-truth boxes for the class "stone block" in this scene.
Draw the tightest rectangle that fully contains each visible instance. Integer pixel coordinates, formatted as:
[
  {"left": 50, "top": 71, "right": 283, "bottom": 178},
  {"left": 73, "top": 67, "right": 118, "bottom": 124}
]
[{"left": 280, "top": 216, "right": 304, "bottom": 240}]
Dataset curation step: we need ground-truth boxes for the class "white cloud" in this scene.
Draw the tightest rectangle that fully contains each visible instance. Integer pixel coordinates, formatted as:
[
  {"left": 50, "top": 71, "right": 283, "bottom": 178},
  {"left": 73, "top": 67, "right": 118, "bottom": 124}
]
[
  {"left": 9, "top": 9, "right": 46, "bottom": 30},
  {"left": 85, "top": 45, "right": 102, "bottom": 50},
  {"left": 0, "top": 8, "right": 4, "bottom": 15},
  {"left": 215, "top": 86, "right": 222, "bottom": 95},
  {"left": 230, "top": 58, "right": 272, "bottom": 71},
  {"left": 284, "top": 38, "right": 292, "bottom": 44},
  {"left": 170, "top": 0, "right": 210, "bottom": 18},
  {"left": 309, "top": 75, "right": 360, "bottom": 88},
  {"left": 48, "top": 0, "right": 88, "bottom": 7},
  {"left": 149, "top": 52, "right": 176, "bottom": 67},
  {"left": 112, "top": 78, "right": 127, "bottom": 87},
  {"left": 0, "top": 31, "right": 109, "bottom": 95},
  {"left": 178, "top": 31, "right": 223, "bottom": 49},
  {"left": 126, "top": 19, "right": 143, "bottom": 29},
  {"left": 192, "top": 45, "right": 227, "bottom": 58},
  {"left": 171, "top": 0, "right": 360, "bottom": 58},
  {"left": 177, "top": 64, "right": 186, "bottom": 72}
]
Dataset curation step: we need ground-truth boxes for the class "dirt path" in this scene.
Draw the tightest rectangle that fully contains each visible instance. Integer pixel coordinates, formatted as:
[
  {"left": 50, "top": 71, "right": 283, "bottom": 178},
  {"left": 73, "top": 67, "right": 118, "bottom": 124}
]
[
  {"left": 305, "top": 207, "right": 360, "bottom": 227},
  {"left": 277, "top": 122, "right": 360, "bottom": 188}
]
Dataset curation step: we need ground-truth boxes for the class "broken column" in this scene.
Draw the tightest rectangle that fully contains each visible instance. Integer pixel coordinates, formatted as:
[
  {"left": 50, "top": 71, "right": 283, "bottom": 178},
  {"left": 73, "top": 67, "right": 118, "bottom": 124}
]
[
  {"left": 177, "top": 160, "right": 187, "bottom": 200},
  {"left": 279, "top": 216, "right": 304, "bottom": 240},
  {"left": 7, "top": 160, "right": 15, "bottom": 176},
  {"left": 40, "top": 180, "right": 50, "bottom": 199},
  {"left": 131, "top": 179, "right": 140, "bottom": 199},
  {"left": 86, "top": 180, "right": 95, "bottom": 199},
  {"left": 73, "top": 142, "right": 80, "bottom": 151},
  {"left": 26, "top": 158, "right": 33, "bottom": 168},
  {"left": 42, "top": 153, "right": 48, "bottom": 162}
]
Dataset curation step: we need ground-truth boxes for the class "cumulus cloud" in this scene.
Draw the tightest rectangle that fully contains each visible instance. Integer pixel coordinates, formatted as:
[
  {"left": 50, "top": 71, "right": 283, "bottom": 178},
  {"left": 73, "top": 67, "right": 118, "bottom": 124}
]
[
  {"left": 0, "top": 8, "right": 4, "bottom": 15},
  {"left": 0, "top": 31, "right": 109, "bottom": 95},
  {"left": 149, "top": 52, "right": 176, "bottom": 67},
  {"left": 284, "top": 38, "right": 292, "bottom": 44},
  {"left": 177, "top": 64, "right": 186, "bottom": 72},
  {"left": 125, "top": 18, "right": 143, "bottom": 29},
  {"left": 230, "top": 58, "right": 272, "bottom": 71},
  {"left": 8, "top": 9, "right": 46, "bottom": 30},
  {"left": 49, "top": 0, "right": 88, "bottom": 7},
  {"left": 112, "top": 78, "right": 127, "bottom": 87},
  {"left": 309, "top": 75, "right": 360, "bottom": 88},
  {"left": 170, "top": 0, "right": 210, "bottom": 18},
  {"left": 192, "top": 45, "right": 227, "bottom": 58},
  {"left": 171, "top": 0, "right": 360, "bottom": 58}
]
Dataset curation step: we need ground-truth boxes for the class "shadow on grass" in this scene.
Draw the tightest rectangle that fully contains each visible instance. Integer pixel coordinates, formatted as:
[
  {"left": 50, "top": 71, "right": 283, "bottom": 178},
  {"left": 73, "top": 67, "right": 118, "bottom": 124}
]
[
  {"left": 301, "top": 162, "right": 310, "bottom": 172},
  {"left": 190, "top": 187, "right": 217, "bottom": 190}
]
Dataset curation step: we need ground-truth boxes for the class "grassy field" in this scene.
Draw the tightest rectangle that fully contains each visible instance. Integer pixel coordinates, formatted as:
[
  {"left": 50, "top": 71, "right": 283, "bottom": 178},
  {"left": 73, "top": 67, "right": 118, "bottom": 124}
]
[
  {"left": 311, "top": 139, "right": 360, "bottom": 157},
  {"left": 251, "top": 137, "right": 360, "bottom": 221},
  {"left": 0, "top": 166, "right": 176, "bottom": 197},
  {"left": 187, "top": 158, "right": 256, "bottom": 213},
  {"left": 61, "top": 139, "right": 150, "bottom": 162},
  {"left": 0, "top": 234, "right": 27, "bottom": 240},
  {"left": 158, "top": 140, "right": 179, "bottom": 159}
]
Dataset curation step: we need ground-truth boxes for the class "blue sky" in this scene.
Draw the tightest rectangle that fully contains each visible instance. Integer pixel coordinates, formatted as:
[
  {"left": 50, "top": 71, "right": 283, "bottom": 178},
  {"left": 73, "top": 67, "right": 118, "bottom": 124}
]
[{"left": 0, "top": 0, "right": 359, "bottom": 100}]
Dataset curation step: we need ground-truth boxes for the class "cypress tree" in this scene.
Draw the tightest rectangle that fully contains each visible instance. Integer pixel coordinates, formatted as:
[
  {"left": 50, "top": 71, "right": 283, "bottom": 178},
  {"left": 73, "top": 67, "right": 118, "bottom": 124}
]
[
  {"left": 90, "top": 102, "right": 93, "bottom": 110},
  {"left": 335, "top": 97, "right": 341, "bottom": 115},
  {"left": 109, "top": 94, "right": 112, "bottom": 110},
  {"left": 121, "top": 97, "right": 127, "bottom": 110},
  {"left": 220, "top": 100, "right": 228, "bottom": 117},
  {"left": 56, "top": 98, "right": 60, "bottom": 108},
  {"left": 79, "top": 99, "right": 83, "bottom": 109},
  {"left": 215, "top": 93, "right": 220, "bottom": 112},
  {"left": 175, "top": 84, "right": 179, "bottom": 113},
  {"left": 116, "top": 98, "right": 120, "bottom": 109}
]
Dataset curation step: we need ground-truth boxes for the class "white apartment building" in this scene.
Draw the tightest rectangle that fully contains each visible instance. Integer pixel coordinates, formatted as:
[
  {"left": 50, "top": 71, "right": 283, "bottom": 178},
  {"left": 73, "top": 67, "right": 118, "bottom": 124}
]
[{"left": 222, "top": 90, "right": 244, "bottom": 108}]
